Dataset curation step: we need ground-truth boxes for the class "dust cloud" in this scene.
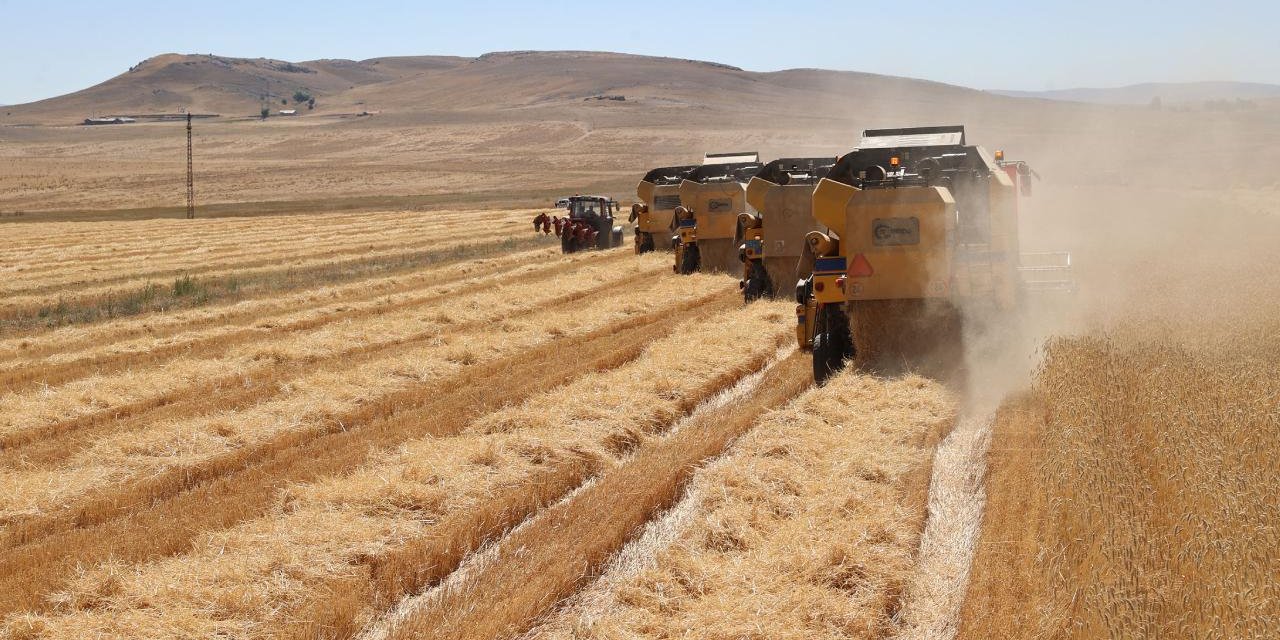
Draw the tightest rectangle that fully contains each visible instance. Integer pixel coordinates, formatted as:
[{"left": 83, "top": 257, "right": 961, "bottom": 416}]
[{"left": 896, "top": 97, "right": 1280, "bottom": 638}]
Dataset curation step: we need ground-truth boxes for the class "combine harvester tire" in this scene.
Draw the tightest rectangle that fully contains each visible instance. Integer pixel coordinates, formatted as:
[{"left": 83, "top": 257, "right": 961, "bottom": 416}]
[
  {"left": 678, "top": 244, "right": 700, "bottom": 274},
  {"left": 812, "top": 306, "right": 853, "bottom": 384},
  {"left": 742, "top": 260, "right": 772, "bottom": 302}
]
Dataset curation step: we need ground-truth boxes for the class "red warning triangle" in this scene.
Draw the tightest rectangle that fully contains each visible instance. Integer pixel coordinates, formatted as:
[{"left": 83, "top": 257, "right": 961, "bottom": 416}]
[{"left": 850, "top": 253, "right": 874, "bottom": 277}]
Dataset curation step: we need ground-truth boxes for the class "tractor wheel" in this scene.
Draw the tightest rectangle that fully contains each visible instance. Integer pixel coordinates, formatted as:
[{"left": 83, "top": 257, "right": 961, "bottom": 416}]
[
  {"left": 678, "top": 243, "right": 700, "bottom": 275},
  {"left": 742, "top": 260, "right": 772, "bottom": 302},
  {"left": 812, "top": 306, "right": 853, "bottom": 384}
]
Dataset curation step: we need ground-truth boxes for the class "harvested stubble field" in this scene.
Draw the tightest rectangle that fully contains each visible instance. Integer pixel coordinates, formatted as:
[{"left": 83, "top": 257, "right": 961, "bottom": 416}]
[
  {"left": 4, "top": 198, "right": 1277, "bottom": 640},
  {"left": 0, "top": 207, "right": 976, "bottom": 640}
]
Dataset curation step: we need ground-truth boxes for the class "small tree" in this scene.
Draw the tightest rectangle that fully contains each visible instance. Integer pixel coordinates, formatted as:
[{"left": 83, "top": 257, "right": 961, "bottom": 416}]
[
  {"left": 281, "top": 98, "right": 288, "bottom": 105},
  {"left": 260, "top": 107, "right": 270, "bottom": 119},
  {"left": 293, "top": 90, "right": 313, "bottom": 104},
  {"left": 307, "top": 98, "right": 316, "bottom": 110}
]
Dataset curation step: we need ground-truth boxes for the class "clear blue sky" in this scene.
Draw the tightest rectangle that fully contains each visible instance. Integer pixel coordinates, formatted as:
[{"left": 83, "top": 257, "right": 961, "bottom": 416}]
[{"left": 2, "top": 0, "right": 1277, "bottom": 105}]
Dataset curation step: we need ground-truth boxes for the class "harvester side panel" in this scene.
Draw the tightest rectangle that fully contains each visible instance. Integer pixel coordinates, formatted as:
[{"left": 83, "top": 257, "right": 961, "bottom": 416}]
[
  {"left": 678, "top": 179, "right": 746, "bottom": 240},
  {"left": 636, "top": 182, "right": 680, "bottom": 234},
  {"left": 761, "top": 185, "right": 819, "bottom": 259},
  {"left": 812, "top": 177, "right": 855, "bottom": 233},
  {"left": 984, "top": 154, "right": 1021, "bottom": 310},
  {"left": 842, "top": 187, "right": 954, "bottom": 301},
  {"left": 749, "top": 182, "right": 822, "bottom": 296},
  {"left": 949, "top": 149, "right": 1020, "bottom": 310},
  {"left": 678, "top": 178, "right": 749, "bottom": 274}
]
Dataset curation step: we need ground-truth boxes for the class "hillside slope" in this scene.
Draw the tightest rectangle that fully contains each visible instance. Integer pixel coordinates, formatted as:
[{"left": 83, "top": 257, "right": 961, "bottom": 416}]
[
  {"left": 4, "top": 53, "right": 467, "bottom": 120},
  {"left": 4, "top": 50, "right": 1022, "bottom": 123}
]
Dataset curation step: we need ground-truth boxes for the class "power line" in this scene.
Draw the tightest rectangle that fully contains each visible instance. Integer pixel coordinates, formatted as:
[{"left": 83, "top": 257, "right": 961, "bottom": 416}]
[{"left": 186, "top": 112, "right": 195, "bottom": 219}]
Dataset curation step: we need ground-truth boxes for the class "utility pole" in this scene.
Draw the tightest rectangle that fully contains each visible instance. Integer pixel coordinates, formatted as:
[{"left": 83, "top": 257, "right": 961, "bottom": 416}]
[{"left": 186, "top": 112, "right": 195, "bottom": 219}]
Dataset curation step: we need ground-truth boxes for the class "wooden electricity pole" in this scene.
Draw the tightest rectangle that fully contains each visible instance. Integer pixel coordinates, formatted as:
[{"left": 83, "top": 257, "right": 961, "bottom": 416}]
[{"left": 186, "top": 112, "right": 195, "bottom": 219}]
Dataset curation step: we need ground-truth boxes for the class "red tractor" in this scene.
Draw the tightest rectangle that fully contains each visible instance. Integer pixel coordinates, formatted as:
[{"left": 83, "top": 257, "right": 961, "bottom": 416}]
[{"left": 532, "top": 195, "right": 625, "bottom": 253}]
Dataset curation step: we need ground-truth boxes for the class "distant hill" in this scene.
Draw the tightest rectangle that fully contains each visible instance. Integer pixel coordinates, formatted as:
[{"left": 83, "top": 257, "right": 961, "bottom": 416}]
[
  {"left": 3, "top": 50, "right": 1030, "bottom": 124},
  {"left": 1, "top": 53, "right": 469, "bottom": 121},
  {"left": 990, "top": 81, "right": 1280, "bottom": 106}
]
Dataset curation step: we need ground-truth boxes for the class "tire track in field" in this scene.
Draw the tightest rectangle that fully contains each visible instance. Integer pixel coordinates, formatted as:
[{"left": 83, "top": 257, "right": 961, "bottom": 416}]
[
  {"left": 1, "top": 219, "right": 515, "bottom": 299},
  {"left": 0, "top": 245, "right": 605, "bottom": 393},
  {"left": 893, "top": 411, "right": 995, "bottom": 640},
  {"left": 0, "top": 289, "right": 740, "bottom": 618},
  {"left": 369, "top": 352, "right": 811, "bottom": 640},
  {"left": 0, "top": 252, "right": 645, "bottom": 468},
  {"left": 0, "top": 244, "right": 559, "bottom": 365},
  {"left": 0, "top": 212, "right": 523, "bottom": 295},
  {"left": 0, "top": 208, "right": 509, "bottom": 261},
  {"left": 274, "top": 338, "right": 793, "bottom": 640},
  {"left": 0, "top": 234, "right": 552, "bottom": 335}
]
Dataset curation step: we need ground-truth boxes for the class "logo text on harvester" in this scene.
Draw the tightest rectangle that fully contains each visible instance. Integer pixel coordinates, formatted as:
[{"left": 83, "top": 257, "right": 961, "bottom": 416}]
[{"left": 871, "top": 217, "right": 920, "bottom": 246}]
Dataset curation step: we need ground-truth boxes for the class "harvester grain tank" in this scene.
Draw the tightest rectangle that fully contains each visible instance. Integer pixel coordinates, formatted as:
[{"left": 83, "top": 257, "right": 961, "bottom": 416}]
[
  {"left": 796, "top": 126, "right": 1071, "bottom": 381},
  {"left": 532, "top": 195, "right": 625, "bottom": 253},
  {"left": 632, "top": 165, "right": 697, "bottom": 254},
  {"left": 739, "top": 157, "right": 836, "bottom": 301},
  {"left": 673, "top": 152, "right": 764, "bottom": 275}
]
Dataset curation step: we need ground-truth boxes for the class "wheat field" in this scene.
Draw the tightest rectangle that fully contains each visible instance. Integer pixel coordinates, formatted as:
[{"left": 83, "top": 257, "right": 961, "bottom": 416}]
[
  {"left": 4, "top": 195, "right": 1274, "bottom": 639},
  {"left": 0, "top": 207, "right": 978, "bottom": 640},
  {"left": 958, "top": 236, "right": 1280, "bottom": 638}
]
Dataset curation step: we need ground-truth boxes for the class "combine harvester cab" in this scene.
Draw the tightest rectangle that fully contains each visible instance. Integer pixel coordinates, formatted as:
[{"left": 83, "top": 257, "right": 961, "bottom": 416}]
[
  {"left": 672, "top": 152, "right": 764, "bottom": 275},
  {"left": 740, "top": 157, "right": 837, "bottom": 302},
  {"left": 795, "top": 125, "right": 1072, "bottom": 382},
  {"left": 532, "top": 195, "right": 625, "bottom": 254},
  {"left": 633, "top": 165, "right": 697, "bottom": 254}
]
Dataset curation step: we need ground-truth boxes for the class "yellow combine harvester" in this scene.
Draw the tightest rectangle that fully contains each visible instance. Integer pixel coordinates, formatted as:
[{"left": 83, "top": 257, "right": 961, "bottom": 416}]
[
  {"left": 672, "top": 153, "right": 764, "bottom": 274},
  {"left": 632, "top": 165, "right": 697, "bottom": 254},
  {"left": 796, "top": 126, "right": 1071, "bottom": 381},
  {"left": 739, "top": 157, "right": 837, "bottom": 301}
]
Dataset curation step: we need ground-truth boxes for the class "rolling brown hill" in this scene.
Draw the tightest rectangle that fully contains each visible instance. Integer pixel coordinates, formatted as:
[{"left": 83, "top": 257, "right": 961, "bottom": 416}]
[
  {"left": 0, "top": 50, "right": 1275, "bottom": 225},
  {"left": 5, "top": 50, "right": 1028, "bottom": 122},
  {"left": 3, "top": 53, "right": 468, "bottom": 120}
]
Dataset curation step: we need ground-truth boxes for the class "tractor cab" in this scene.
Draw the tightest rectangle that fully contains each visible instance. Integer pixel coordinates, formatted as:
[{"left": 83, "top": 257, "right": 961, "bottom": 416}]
[{"left": 568, "top": 195, "right": 613, "bottom": 219}]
